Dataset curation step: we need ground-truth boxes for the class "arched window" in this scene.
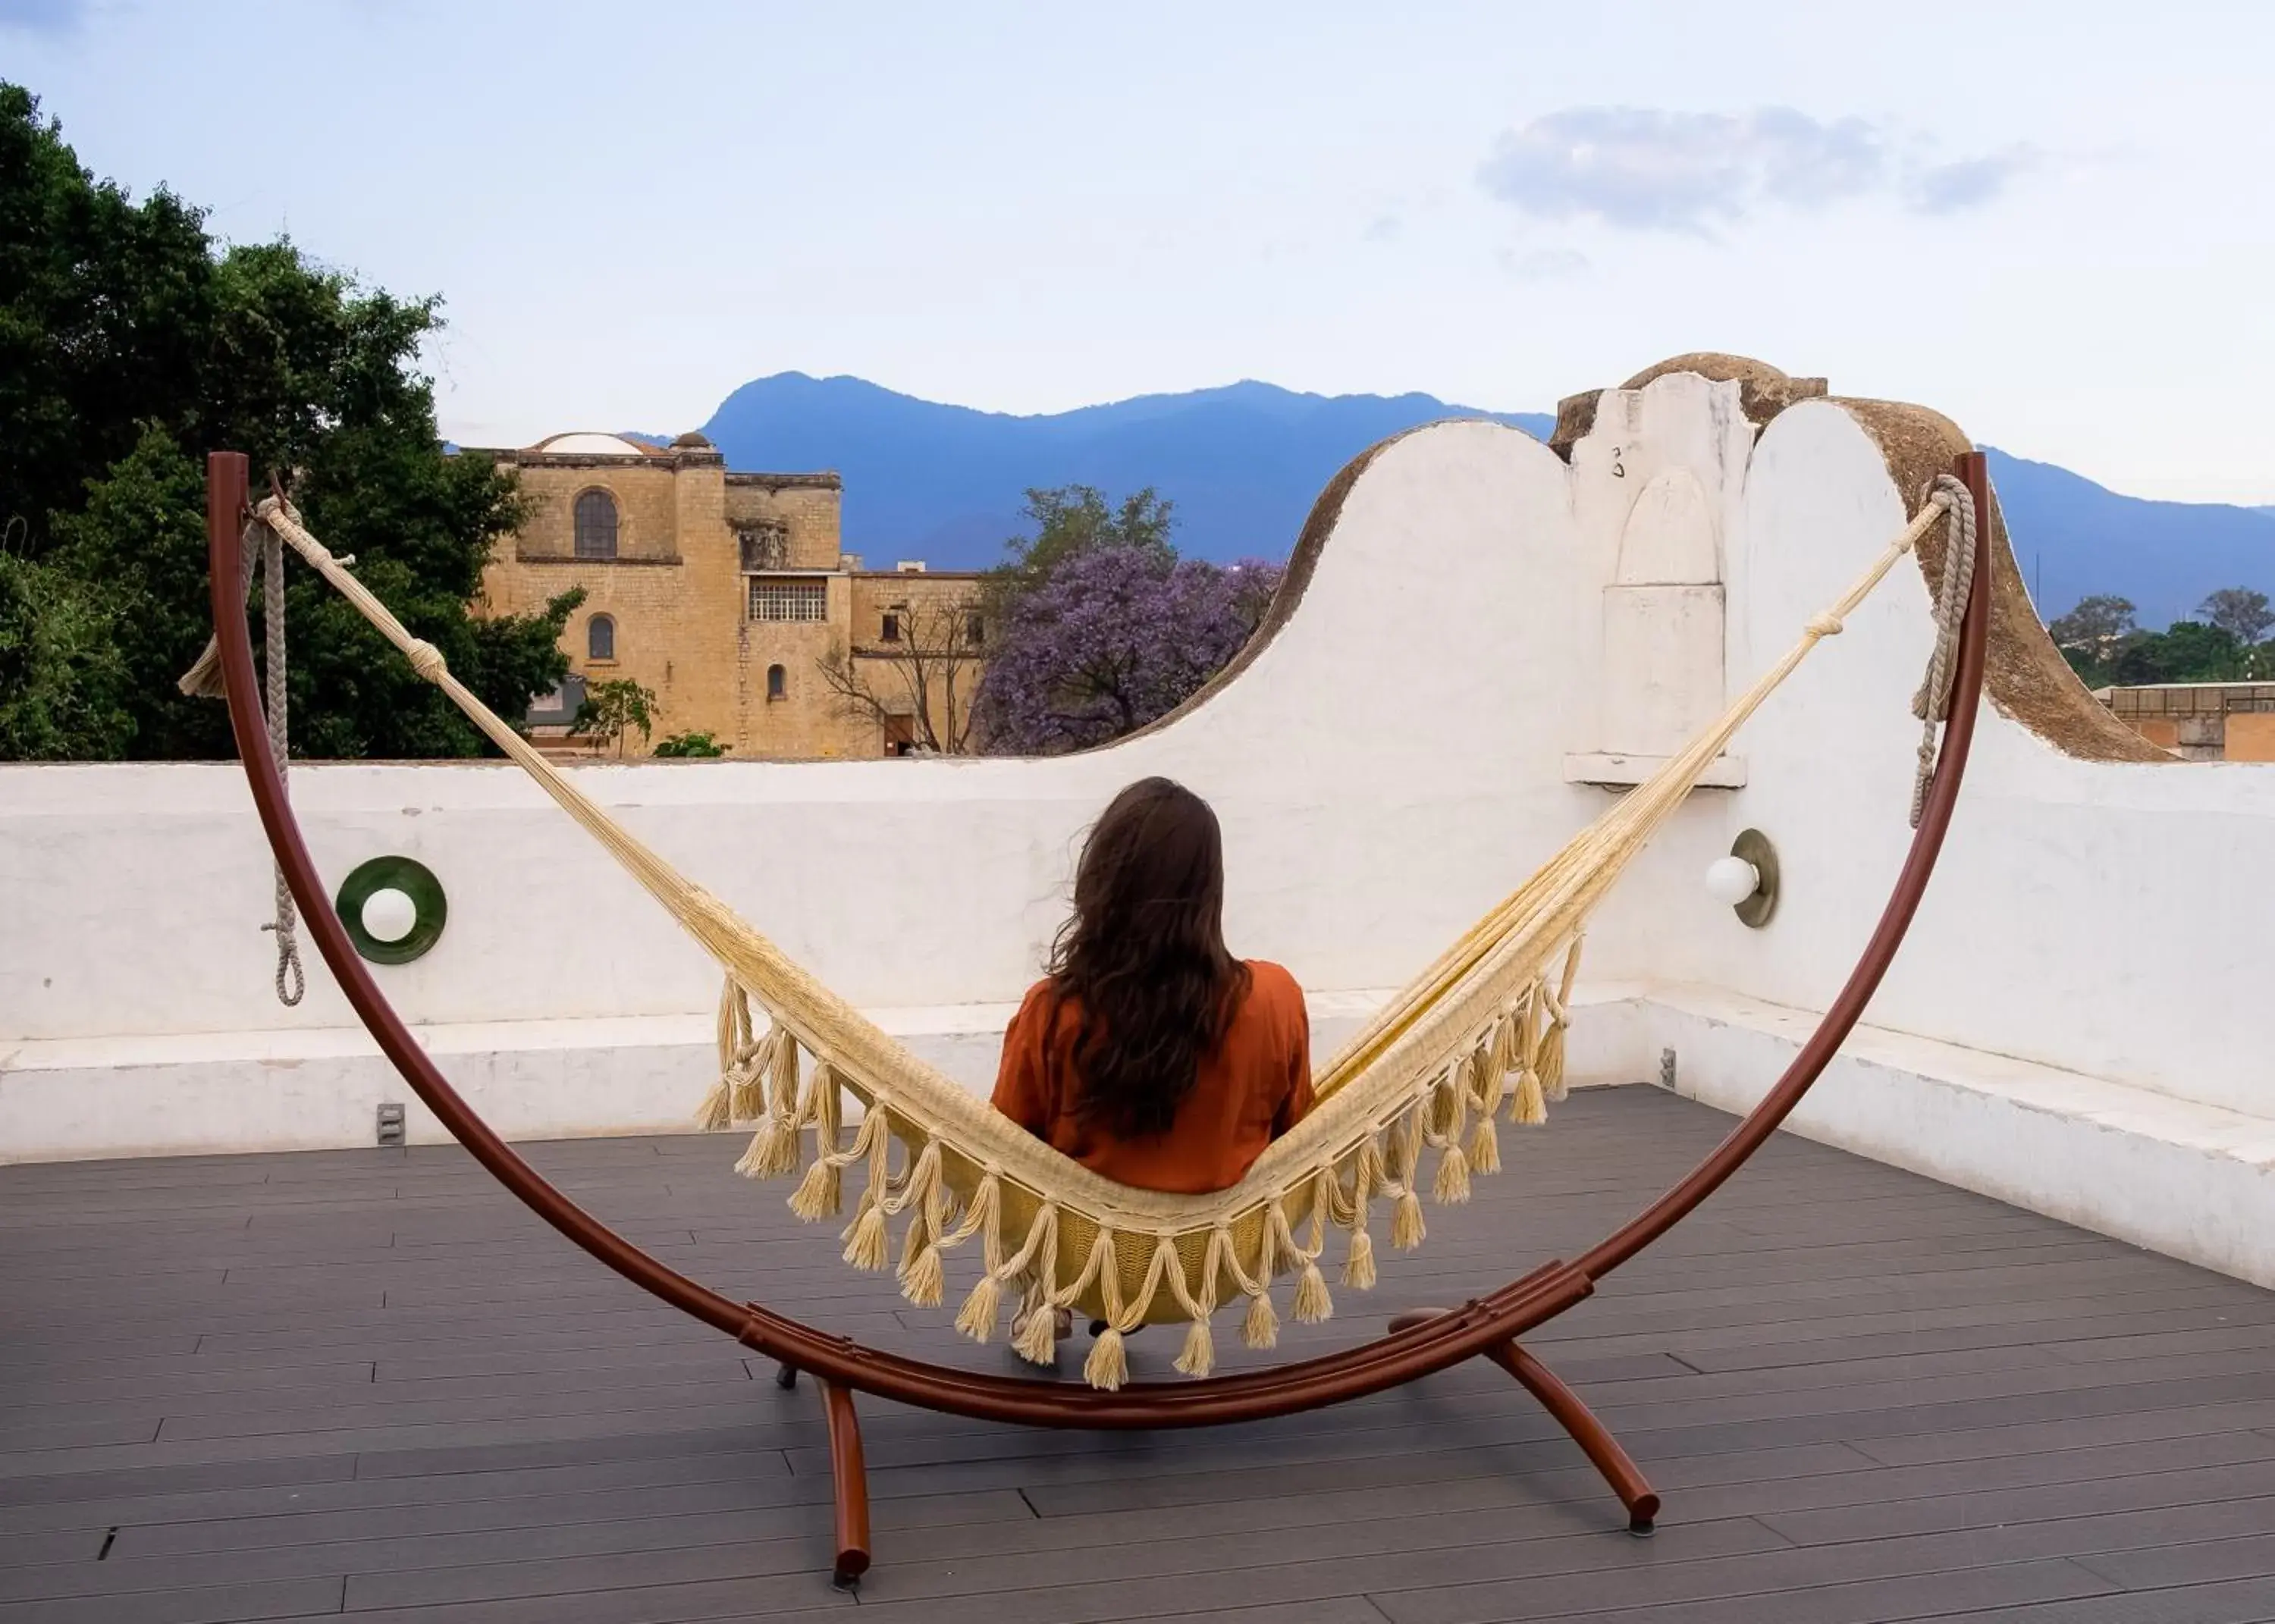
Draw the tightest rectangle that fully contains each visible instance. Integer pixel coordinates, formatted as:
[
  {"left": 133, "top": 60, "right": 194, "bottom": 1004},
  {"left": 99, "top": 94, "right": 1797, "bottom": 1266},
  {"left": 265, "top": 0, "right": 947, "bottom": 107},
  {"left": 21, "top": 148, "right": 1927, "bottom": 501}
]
[
  {"left": 766, "top": 663, "right": 786, "bottom": 701},
  {"left": 588, "top": 614, "right": 616, "bottom": 661},
  {"left": 573, "top": 489, "right": 619, "bottom": 560}
]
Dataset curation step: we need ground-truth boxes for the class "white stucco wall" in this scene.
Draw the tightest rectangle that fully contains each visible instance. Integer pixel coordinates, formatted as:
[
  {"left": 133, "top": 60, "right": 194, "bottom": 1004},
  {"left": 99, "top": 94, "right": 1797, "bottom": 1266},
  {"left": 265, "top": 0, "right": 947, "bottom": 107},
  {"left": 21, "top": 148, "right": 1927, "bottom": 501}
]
[
  {"left": 1685, "top": 401, "right": 2275, "bottom": 1121},
  {"left": 2, "top": 406, "right": 1729, "bottom": 1053},
  {"left": 5, "top": 370, "right": 2271, "bottom": 1290}
]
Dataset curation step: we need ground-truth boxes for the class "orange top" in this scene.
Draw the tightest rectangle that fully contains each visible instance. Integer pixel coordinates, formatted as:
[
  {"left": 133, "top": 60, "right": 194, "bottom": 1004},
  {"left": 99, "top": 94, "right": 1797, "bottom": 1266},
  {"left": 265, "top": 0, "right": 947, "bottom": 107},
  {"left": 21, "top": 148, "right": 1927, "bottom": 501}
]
[{"left": 990, "top": 961, "right": 1314, "bottom": 1195}]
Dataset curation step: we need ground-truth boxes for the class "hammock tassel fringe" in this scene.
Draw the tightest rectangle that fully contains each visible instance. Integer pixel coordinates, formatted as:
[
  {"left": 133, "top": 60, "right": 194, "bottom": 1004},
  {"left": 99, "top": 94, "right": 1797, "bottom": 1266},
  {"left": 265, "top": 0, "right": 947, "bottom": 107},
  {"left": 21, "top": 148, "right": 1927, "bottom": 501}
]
[
  {"left": 696, "top": 955, "right": 1578, "bottom": 1387},
  {"left": 1084, "top": 1326, "right": 1129, "bottom": 1391},
  {"left": 1242, "top": 1288, "right": 1280, "bottom": 1350},
  {"left": 1012, "top": 1296, "right": 1060, "bottom": 1366},
  {"left": 955, "top": 1271, "right": 1003, "bottom": 1343}
]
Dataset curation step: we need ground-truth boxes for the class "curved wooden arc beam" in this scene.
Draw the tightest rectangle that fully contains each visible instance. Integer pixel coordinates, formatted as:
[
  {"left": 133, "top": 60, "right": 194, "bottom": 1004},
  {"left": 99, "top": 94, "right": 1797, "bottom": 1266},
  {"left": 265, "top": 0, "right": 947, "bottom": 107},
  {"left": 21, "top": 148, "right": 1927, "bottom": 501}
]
[{"left": 206, "top": 450, "right": 1990, "bottom": 1429}]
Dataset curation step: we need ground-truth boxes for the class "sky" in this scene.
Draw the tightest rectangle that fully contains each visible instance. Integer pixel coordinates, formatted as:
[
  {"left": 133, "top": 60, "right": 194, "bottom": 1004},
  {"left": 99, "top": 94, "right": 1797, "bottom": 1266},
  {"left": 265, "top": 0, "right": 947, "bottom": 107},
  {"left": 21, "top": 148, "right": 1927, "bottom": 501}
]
[{"left": 8, "top": 0, "right": 2273, "bottom": 504}]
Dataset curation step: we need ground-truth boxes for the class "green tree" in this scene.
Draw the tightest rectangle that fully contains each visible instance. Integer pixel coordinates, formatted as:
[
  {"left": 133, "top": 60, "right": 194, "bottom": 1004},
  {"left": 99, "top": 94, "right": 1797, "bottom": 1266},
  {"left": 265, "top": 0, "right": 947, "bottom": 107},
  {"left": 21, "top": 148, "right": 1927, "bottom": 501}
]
[
  {"left": 41, "top": 428, "right": 216, "bottom": 754},
  {"left": 2111, "top": 621, "right": 2251, "bottom": 687},
  {"left": 1, "top": 83, "right": 577, "bottom": 760},
  {"left": 0, "top": 85, "right": 215, "bottom": 558},
  {"left": 653, "top": 730, "right": 728, "bottom": 757},
  {"left": 2199, "top": 588, "right": 2275, "bottom": 646},
  {"left": 999, "top": 485, "right": 1177, "bottom": 580},
  {"left": 2046, "top": 594, "right": 2135, "bottom": 658},
  {"left": 0, "top": 547, "right": 131, "bottom": 760},
  {"left": 573, "top": 679, "right": 657, "bottom": 757}
]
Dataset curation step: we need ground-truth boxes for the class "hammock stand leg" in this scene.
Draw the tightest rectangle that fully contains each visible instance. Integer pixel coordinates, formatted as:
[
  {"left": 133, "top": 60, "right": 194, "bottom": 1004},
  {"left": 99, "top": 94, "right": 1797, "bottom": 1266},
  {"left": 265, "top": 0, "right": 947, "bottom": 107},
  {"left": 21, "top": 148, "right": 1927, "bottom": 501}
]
[
  {"left": 816, "top": 1377, "right": 872, "bottom": 1589},
  {"left": 1390, "top": 1308, "right": 1658, "bottom": 1534},
  {"left": 774, "top": 1360, "right": 869, "bottom": 1585}
]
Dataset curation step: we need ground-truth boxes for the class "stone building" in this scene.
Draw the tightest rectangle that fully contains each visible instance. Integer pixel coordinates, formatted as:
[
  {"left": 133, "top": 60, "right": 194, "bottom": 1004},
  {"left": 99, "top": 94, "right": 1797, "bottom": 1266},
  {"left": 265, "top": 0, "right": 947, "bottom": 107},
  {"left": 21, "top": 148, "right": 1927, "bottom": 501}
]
[{"left": 470, "top": 432, "right": 986, "bottom": 759}]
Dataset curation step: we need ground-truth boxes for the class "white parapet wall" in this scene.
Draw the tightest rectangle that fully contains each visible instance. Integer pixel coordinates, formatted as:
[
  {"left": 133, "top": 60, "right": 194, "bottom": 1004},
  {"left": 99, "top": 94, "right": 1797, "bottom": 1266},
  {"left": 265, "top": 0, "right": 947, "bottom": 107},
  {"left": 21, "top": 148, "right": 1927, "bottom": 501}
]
[{"left": 5, "top": 358, "right": 2272, "bottom": 1293}]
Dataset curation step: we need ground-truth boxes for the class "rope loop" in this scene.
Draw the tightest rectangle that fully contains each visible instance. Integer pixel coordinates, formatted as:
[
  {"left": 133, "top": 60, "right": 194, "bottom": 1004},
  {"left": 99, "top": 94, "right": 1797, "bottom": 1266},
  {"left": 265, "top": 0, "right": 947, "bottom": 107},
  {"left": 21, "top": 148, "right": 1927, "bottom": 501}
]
[{"left": 1909, "top": 474, "right": 1978, "bottom": 827}]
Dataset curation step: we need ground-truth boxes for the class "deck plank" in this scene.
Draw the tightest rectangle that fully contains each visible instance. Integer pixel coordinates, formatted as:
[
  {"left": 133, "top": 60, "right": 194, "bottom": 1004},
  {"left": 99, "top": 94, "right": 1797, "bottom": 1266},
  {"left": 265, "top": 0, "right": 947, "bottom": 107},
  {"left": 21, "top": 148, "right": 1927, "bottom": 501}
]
[{"left": 2, "top": 1084, "right": 2271, "bottom": 1622}]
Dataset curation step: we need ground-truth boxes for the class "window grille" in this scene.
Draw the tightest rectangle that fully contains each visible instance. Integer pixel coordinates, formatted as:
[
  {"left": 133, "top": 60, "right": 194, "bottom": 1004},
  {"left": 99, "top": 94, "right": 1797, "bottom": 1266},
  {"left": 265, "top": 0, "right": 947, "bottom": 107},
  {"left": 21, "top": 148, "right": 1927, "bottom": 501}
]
[
  {"left": 573, "top": 491, "right": 619, "bottom": 560},
  {"left": 748, "top": 578, "right": 827, "bottom": 622}
]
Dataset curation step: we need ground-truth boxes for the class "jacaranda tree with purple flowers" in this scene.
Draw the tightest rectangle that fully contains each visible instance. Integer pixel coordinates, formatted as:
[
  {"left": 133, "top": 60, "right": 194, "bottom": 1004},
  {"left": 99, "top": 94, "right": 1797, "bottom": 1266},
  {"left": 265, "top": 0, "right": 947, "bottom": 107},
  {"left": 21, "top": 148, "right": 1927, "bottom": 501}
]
[{"left": 975, "top": 542, "right": 1283, "bottom": 754}]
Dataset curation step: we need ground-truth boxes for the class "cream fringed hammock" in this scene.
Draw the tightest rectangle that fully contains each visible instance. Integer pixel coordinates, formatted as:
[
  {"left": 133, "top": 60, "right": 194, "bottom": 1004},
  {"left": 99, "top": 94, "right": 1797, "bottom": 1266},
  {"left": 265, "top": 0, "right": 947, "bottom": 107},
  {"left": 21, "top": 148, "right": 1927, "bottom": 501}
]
[{"left": 248, "top": 483, "right": 1971, "bottom": 1390}]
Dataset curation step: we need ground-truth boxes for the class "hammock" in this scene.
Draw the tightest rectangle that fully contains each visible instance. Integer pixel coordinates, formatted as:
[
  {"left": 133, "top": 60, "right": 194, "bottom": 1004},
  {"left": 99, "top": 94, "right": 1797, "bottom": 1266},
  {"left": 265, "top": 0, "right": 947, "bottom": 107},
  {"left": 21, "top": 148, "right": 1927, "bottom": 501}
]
[{"left": 234, "top": 481, "right": 1972, "bottom": 1390}]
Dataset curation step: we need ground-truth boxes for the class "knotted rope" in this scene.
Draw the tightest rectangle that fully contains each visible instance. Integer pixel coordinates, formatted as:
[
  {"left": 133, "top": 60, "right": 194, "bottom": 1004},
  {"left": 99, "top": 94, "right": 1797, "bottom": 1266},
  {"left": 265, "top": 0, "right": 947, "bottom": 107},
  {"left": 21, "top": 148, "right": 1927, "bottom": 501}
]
[
  {"left": 1909, "top": 475, "right": 1978, "bottom": 828},
  {"left": 180, "top": 511, "right": 304, "bottom": 1005}
]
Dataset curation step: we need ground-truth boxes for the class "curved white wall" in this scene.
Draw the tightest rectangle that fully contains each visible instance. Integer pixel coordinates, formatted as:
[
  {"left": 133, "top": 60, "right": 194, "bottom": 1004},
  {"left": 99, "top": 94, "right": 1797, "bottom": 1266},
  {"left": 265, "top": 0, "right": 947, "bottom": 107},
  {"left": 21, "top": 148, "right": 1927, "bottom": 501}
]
[{"left": 6, "top": 369, "right": 2271, "bottom": 1217}]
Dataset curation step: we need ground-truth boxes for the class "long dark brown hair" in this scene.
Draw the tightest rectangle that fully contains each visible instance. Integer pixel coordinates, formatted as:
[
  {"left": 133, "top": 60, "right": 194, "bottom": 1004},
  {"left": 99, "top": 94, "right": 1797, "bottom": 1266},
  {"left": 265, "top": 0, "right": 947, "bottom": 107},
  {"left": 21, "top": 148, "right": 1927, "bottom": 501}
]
[{"left": 1044, "top": 778, "right": 1251, "bottom": 1141}]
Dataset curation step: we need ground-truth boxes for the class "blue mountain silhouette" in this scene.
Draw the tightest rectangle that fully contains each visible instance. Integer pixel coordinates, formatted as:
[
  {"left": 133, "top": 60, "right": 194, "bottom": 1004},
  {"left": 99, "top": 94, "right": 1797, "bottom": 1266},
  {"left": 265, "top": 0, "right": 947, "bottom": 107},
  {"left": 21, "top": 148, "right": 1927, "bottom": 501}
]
[
  {"left": 1981, "top": 450, "right": 2275, "bottom": 628},
  {"left": 691, "top": 374, "right": 2273, "bottom": 628}
]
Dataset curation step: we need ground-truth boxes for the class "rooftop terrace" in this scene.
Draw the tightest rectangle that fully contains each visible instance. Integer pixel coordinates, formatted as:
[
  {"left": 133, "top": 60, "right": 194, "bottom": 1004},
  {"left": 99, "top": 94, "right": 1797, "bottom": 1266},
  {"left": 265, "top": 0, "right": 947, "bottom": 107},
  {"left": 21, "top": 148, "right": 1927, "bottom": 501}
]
[{"left": 7, "top": 1085, "right": 2275, "bottom": 1623}]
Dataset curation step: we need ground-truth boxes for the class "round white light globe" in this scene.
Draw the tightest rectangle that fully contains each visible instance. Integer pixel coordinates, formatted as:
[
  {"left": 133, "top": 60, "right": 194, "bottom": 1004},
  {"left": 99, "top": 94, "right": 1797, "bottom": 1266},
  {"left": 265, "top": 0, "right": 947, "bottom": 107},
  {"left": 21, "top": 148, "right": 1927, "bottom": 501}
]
[
  {"left": 1704, "top": 855, "right": 1762, "bottom": 908},
  {"left": 360, "top": 886, "right": 420, "bottom": 944}
]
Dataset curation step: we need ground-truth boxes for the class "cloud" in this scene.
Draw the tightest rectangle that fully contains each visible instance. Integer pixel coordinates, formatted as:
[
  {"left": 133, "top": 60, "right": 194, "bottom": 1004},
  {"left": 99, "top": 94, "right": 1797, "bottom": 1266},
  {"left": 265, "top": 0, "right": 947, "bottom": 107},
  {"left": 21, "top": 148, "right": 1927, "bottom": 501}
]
[
  {"left": 0, "top": 0, "right": 89, "bottom": 33},
  {"left": 1908, "top": 145, "right": 2039, "bottom": 214},
  {"left": 1478, "top": 106, "right": 2031, "bottom": 234},
  {"left": 1498, "top": 246, "right": 1590, "bottom": 283}
]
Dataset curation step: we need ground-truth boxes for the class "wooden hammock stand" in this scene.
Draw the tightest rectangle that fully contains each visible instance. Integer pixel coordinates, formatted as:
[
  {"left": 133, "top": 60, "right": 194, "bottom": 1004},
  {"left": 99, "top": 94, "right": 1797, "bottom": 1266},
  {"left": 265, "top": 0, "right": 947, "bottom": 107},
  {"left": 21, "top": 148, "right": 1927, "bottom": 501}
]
[{"left": 205, "top": 450, "right": 1992, "bottom": 1588}]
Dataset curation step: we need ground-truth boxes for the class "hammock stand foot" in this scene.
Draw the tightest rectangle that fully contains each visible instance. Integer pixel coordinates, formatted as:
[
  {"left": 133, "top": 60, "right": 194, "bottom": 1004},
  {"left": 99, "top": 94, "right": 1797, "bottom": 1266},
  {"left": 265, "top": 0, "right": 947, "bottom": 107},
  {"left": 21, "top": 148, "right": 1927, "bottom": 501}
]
[
  {"left": 817, "top": 1379, "right": 871, "bottom": 1589},
  {"left": 1389, "top": 1308, "right": 1659, "bottom": 1535}
]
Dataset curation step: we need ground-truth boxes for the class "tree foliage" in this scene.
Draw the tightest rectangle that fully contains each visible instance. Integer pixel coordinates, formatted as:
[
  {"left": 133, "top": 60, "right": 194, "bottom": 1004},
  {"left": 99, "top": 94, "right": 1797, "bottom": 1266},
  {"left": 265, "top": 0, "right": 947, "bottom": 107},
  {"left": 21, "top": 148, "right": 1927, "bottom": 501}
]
[
  {"left": 572, "top": 678, "right": 657, "bottom": 757},
  {"left": 653, "top": 730, "right": 728, "bottom": 758},
  {"left": 0, "top": 547, "right": 131, "bottom": 760},
  {"left": 2199, "top": 588, "right": 2275, "bottom": 647},
  {"left": 997, "top": 484, "right": 1176, "bottom": 581},
  {"left": 975, "top": 546, "right": 1282, "bottom": 754},
  {"left": 2046, "top": 594, "right": 2137, "bottom": 662},
  {"left": 2049, "top": 588, "right": 2275, "bottom": 688},
  {"left": 0, "top": 83, "right": 575, "bottom": 759},
  {"left": 974, "top": 484, "right": 1281, "bottom": 754}
]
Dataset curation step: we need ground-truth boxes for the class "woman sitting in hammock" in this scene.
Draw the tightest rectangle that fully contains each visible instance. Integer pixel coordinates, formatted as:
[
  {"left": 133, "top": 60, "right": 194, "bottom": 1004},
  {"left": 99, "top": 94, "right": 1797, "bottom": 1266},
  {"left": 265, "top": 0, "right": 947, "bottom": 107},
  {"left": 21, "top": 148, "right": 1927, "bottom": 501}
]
[{"left": 990, "top": 777, "right": 1313, "bottom": 1195}]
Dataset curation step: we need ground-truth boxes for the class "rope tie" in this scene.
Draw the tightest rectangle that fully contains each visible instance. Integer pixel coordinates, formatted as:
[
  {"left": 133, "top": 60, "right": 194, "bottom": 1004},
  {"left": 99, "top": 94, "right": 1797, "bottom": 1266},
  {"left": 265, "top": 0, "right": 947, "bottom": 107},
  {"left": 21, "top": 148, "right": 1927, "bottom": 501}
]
[
  {"left": 1909, "top": 475, "right": 1978, "bottom": 827},
  {"left": 404, "top": 640, "right": 447, "bottom": 683},
  {"left": 259, "top": 513, "right": 305, "bottom": 1006},
  {"left": 1806, "top": 613, "right": 1844, "bottom": 638}
]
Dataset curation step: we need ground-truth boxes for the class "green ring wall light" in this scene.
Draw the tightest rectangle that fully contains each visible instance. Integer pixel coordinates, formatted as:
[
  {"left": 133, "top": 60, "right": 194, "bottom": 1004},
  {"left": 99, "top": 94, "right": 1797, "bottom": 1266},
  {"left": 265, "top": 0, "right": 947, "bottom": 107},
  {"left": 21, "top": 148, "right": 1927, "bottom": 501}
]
[{"left": 335, "top": 855, "right": 448, "bottom": 964}]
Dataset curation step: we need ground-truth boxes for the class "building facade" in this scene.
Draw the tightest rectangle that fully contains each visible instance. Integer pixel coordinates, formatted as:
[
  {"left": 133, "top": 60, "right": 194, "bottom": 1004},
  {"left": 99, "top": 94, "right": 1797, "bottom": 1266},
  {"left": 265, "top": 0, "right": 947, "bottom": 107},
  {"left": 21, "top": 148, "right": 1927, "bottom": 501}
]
[
  {"left": 2100, "top": 682, "right": 2275, "bottom": 761},
  {"left": 472, "top": 433, "right": 985, "bottom": 759}
]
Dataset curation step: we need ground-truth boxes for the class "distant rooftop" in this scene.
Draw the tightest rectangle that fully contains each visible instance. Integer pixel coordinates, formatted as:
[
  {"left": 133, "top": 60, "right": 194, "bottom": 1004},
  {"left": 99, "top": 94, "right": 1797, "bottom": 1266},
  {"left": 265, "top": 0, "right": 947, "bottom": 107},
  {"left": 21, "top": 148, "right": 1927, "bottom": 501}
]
[
  {"left": 464, "top": 434, "right": 838, "bottom": 484},
  {"left": 530, "top": 432, "right": 654, "bottom": 457}
]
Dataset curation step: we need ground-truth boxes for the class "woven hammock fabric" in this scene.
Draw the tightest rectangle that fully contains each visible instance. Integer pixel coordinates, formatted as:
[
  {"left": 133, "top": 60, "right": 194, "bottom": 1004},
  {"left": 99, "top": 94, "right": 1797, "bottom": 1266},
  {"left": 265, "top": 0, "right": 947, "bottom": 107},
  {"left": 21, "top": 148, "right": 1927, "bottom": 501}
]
[{"left": 250, "top": 489, "right": 1954, "bottom": 1388}]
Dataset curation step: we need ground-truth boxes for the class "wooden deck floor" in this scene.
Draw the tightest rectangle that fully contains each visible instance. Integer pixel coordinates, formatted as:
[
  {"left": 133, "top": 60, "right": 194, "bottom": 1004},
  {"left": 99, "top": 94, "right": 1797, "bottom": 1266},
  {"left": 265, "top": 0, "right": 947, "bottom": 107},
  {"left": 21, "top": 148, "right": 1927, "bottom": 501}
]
[{"left": 5, "top": 1084, "right": 2275, "bottom": 1622}]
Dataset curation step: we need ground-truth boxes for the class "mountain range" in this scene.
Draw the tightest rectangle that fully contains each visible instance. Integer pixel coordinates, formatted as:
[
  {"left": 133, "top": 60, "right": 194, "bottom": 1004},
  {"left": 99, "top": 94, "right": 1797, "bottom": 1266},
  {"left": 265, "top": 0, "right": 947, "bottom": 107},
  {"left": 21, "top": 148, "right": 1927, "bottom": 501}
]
[{"left": 684, "top": 374, "right": 2274, "bottom": 628}]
